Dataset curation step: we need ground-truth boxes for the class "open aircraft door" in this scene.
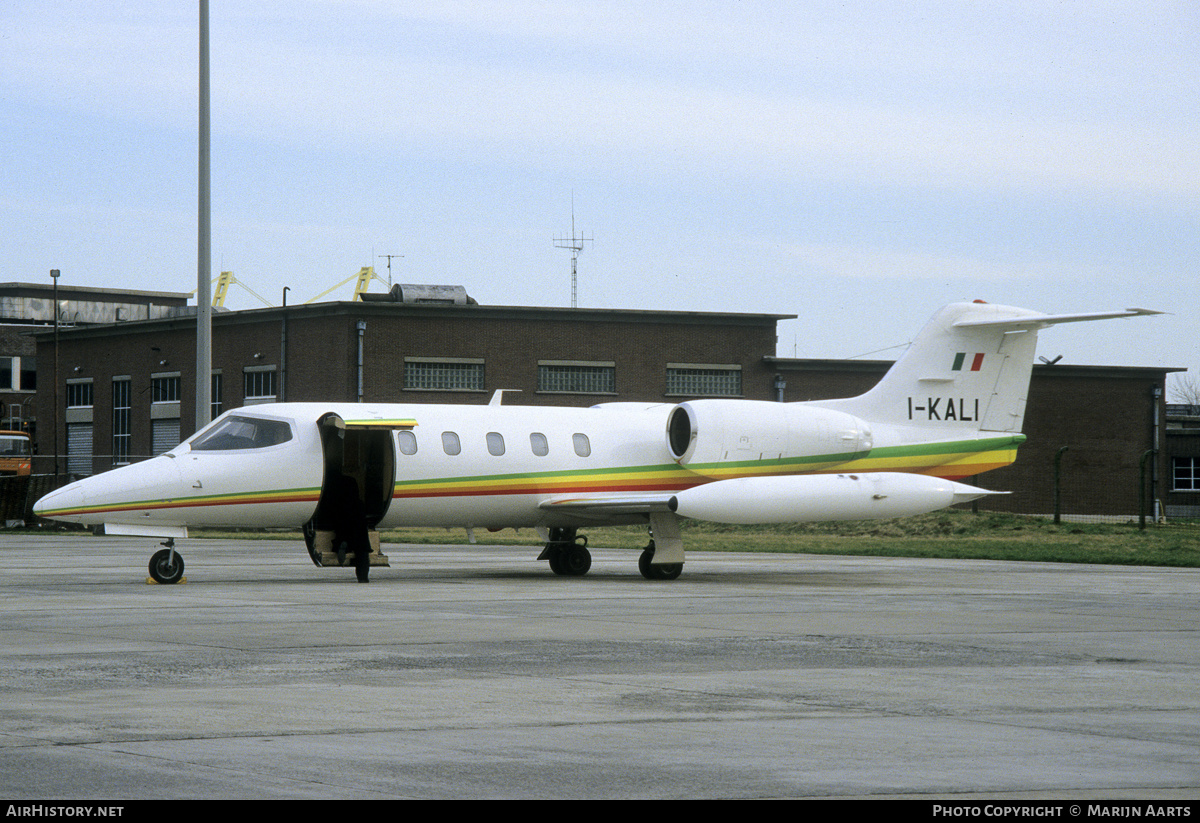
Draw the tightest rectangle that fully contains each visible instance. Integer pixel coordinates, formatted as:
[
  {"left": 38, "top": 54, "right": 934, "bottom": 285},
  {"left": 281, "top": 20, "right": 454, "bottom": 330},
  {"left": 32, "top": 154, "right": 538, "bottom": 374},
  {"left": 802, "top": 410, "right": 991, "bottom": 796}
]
[{"left": 303, "top": 412, "right": 406, "bottom": 566}]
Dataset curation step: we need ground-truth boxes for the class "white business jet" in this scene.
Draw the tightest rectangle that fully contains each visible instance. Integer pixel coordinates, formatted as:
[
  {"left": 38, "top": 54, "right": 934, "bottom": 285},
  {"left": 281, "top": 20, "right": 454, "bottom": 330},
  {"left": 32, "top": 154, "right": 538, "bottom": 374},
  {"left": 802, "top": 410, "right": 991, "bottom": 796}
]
[{"left": 33, "top": 301, "right": 1157, "bottom": 583}]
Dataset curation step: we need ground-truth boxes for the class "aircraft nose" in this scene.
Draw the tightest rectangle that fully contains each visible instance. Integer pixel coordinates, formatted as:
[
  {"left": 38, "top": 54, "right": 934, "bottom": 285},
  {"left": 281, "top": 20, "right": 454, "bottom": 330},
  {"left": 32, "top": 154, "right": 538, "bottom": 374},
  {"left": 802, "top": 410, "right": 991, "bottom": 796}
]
[
  {"left": 33, "top": 455, "right": 184, "bottom": 526},
  {"left": 33, "top": 481, "right": 88, "bottom": 522}
]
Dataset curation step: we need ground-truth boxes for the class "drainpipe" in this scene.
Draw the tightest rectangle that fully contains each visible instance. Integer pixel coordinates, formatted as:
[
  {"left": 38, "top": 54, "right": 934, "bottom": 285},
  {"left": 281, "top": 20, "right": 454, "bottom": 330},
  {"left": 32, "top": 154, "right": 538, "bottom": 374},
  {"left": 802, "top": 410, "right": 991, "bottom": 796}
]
[
  {"left": 280, "top": 287, "right": 289, "bottom": 402},
  {"left": 356, "top": 320, "right": 366, "bottom": 402},
  {"left": 51, "top": 268, "right": 60, "bottom": 484}
]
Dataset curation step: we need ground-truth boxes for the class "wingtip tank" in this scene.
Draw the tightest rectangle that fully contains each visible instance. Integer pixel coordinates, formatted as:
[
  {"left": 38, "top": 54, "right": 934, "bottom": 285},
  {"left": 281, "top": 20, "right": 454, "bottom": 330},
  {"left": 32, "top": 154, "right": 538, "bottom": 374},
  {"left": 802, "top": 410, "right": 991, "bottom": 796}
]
[{"left": 669, "top": 472, "right": 994, "bottom": 525}]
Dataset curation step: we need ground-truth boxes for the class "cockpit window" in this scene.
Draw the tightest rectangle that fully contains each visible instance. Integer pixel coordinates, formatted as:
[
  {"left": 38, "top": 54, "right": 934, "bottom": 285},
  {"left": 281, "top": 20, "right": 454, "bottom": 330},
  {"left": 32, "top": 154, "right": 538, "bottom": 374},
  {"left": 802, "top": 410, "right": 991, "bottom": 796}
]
[{"left": 190, "top": 415, "right": 293, "bottom": 451}]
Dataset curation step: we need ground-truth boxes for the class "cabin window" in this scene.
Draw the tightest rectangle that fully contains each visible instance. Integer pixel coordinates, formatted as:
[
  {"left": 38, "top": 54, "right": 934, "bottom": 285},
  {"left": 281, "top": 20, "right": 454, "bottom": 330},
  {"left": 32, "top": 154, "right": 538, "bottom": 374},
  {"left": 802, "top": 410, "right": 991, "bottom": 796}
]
[
  {"left": 442, "top": 431, "right": 461, "bottom": 456},
  {"left": 530, "top": 432, "right": 549, "bottom": 456},
  {"left": 397, "top": 431, "right": 417, "bottom": 455},
  {"left": 486, "top": 432, "right": 505, "bottom": 456},
  {"left": 665, "top": 364, "right": 742, "bottom": 397},
  {"left": 572, "top": 433, "right": 591, "bottom": 457},
  {"left": 190, "top": 415, "right": 293, "bottom": 451}
]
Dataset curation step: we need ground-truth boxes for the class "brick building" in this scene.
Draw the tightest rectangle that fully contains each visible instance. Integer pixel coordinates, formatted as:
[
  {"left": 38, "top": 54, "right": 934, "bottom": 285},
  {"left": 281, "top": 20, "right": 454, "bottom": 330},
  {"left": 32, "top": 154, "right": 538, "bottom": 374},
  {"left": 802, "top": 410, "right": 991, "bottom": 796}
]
[
  {"left": 0, "top": 282, "right": 190, "bottom": 442},
  {"left": 1165, "top": 404, "right": 1200, "bottom": 518},
  {"left": 31, "top": 299, "right": 788, "bottom": 475}
]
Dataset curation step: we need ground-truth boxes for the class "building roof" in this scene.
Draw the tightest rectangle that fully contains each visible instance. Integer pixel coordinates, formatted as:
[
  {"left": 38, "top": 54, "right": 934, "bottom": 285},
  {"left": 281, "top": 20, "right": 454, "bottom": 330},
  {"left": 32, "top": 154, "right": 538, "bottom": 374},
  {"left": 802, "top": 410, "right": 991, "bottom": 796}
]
[{"left": 29, "top": 300, "right": 795, "bottom": 340}]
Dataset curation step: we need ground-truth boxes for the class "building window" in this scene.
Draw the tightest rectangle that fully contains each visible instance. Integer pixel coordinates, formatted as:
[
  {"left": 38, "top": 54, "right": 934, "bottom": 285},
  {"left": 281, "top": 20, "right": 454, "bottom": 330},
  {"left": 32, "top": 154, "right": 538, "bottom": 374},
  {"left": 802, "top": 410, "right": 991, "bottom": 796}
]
[
  {"left": 150, "top": 372, "right": 181, "bottom": 455},
  {"left": 405, "top": 358, "right": 485, "bottom": 392},
  {"left": 537, "top": 361, "right": 616, "bottom": 394},
  {"left": 1174, "top": 457, "right": 1200, "bottom": 492},
  {"left": 243, "top": 367, "right": 277, "bottom": 404},
  {"left": 21, "top": 357, "right": 36, "bottom": 390},
  {"left": 64, "top": 378, "right": 94, "bottom": 476},
  {"left": 0, "top": 357, "right": 35, "bottom": 391},
  {"left": 152, "top": 375, "right": 180, "bottom": 404},
  {"left": 211, "top": 372, "right": 223, "bottom": 420},
  {"left": 112, "top": 378, "right": 131, "bottom": 466},
  {"left": 66, "top": 381, "right": 94, "bottom": 408},
  {"left": 665, "top": 364, "right": 743, "bottom": 397}
]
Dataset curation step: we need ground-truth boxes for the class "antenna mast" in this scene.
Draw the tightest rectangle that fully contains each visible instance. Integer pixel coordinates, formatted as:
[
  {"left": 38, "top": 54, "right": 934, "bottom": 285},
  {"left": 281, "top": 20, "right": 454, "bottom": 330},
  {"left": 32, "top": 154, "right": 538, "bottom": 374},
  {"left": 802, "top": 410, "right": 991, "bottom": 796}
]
[
  {"left": 378, "top": 254, "right": 403, "bottom": 287},
  {"left": 553, "top": 201, "right": 592, "bottom": 308}
]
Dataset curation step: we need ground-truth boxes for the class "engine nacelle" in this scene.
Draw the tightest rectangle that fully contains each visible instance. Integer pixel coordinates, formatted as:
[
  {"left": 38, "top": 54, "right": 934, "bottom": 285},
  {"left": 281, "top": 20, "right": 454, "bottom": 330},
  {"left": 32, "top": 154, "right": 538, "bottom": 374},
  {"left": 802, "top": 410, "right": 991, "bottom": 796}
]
[{"left": 667, "top": 400, "right": 872, "bottom": 477}]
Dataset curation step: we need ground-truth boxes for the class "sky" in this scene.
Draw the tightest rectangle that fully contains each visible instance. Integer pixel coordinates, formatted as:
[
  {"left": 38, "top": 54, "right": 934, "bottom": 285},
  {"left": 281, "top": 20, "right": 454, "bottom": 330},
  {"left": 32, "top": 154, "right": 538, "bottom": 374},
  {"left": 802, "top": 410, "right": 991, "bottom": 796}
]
[{"left": 3, "top": 1, "right": 1197, "bottom": 397}]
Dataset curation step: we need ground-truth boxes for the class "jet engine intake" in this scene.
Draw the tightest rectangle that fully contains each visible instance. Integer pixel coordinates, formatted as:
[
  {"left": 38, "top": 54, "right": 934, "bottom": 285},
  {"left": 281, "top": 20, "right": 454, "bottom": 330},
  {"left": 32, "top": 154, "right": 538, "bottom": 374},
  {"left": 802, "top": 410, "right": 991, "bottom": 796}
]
[{"left": 666, "top": 399, "right": 872, "bottom": 476}]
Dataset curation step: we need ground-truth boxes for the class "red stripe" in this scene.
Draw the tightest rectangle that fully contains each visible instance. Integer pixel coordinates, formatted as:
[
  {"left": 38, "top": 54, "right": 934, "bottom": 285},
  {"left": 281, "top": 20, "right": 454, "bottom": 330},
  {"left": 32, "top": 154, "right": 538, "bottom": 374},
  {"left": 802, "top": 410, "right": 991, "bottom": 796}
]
[{"left": 971, "top": 353, "right": 985, "bottom": 371}]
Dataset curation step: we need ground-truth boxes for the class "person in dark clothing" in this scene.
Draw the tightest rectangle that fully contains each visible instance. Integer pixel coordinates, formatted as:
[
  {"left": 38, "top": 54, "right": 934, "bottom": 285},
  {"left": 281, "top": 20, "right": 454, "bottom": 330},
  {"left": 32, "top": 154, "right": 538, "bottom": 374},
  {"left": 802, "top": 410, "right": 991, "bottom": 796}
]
[{"left": 327, "top": 472, "right": 372, "bottom": 582}]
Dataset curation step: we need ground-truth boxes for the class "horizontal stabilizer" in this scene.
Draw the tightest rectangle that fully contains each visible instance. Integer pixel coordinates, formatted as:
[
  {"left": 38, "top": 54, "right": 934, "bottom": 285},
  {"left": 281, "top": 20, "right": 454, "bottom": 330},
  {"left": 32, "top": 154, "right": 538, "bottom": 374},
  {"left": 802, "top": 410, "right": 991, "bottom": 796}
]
[
  {"left": 953, "top": 307, "right": 1162, "bottom": 328},
  {"left": 809, "top": 302, "right": 1162, "bottom": 434}
]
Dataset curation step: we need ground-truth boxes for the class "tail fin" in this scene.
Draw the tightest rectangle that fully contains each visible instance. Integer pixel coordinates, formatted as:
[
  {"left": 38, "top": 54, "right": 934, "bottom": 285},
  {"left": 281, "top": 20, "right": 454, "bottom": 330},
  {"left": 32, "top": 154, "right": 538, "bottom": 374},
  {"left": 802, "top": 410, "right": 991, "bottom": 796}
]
[{"left": 813, "top": 302, "right": 1160, "bottom": 433}]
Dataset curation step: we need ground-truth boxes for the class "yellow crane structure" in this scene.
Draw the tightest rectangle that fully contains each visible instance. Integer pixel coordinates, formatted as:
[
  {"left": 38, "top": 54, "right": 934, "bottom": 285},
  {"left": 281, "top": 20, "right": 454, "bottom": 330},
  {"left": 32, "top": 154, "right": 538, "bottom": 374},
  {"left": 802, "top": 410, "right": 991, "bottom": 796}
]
[
  {"left": 302, "top": 266, "right": 387, "bottom": 304},
  {"left": 191, "top": 267, "right": 387, "bottom": 308}
]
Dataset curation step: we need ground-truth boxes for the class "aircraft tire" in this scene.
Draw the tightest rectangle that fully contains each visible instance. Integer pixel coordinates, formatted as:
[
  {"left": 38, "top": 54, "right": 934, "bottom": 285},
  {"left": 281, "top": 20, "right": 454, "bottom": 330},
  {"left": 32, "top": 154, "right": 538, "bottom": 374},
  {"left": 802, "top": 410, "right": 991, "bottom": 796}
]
[
  {"left": 638, "top": 545, "right": 682, "bottom": 581},
  {"left": 562, "top": 544, "right": 591, "bottom": 576},
  {"left": 149, "top": 548, "right": 185, "bottom": 585},
  {"left": 547, "top": 546, "right": 565, "bottom": 575}
]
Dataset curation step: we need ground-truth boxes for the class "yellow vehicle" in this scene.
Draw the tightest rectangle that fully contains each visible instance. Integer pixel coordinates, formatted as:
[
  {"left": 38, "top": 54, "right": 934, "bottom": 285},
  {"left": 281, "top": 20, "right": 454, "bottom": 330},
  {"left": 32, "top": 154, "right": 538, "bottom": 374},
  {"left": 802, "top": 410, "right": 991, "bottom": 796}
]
[{"left": 0, "top": 431, "right": 31, "bottom": 476}]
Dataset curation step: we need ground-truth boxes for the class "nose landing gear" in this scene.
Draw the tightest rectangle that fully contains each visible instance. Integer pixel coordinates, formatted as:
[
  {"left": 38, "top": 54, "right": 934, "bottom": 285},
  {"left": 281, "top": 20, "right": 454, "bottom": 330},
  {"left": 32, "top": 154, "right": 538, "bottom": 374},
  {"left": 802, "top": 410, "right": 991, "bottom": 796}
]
[{"left": 148, "top": 538, "right": 185, "bottom": 584}]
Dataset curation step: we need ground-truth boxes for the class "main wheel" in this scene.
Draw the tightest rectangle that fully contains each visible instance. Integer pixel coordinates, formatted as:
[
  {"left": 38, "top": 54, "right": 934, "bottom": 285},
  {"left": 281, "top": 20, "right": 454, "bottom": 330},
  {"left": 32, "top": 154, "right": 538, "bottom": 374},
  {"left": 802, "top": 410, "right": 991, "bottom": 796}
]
[
  {"left": 149, "top": 548, "right": 185, "bottom": 584},
  {"left": 561, "top": 543, "right": 591, "bottom": 576},
  {"left": 638, "top": 544, "right": 682, "bottom": 581}
]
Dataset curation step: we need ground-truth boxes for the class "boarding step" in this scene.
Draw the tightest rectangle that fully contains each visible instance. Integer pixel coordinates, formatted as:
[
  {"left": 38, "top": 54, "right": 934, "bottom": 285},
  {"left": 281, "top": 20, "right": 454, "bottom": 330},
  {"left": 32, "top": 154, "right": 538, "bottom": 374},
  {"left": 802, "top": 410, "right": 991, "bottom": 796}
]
[{"left": 311, "top": 529, "right": 390, "bottom": 567}]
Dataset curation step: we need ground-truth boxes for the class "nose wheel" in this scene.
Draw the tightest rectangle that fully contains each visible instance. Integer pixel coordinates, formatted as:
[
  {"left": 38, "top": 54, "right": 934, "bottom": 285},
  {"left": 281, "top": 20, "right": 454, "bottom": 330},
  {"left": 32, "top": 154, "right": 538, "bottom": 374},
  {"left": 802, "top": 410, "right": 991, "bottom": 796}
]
[{"left": 148, "top": 538, "right": 185, "bottom": 584}]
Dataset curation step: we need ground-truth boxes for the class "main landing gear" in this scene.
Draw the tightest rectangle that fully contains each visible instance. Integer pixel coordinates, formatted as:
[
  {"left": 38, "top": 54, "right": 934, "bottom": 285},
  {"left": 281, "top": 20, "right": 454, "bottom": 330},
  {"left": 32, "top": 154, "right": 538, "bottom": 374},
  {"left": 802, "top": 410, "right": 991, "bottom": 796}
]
[
  {"left": 539, "top": 528, "right": 592, "bottom": 576},
  {"left": 539, "top": 525, "right": 685, "bottom": 580},
  {"left": 148, "top": 538, "right": 185, "bottom": 584},
  {"left": 638, "top": 540, "right": 683, "bottom": 581}
]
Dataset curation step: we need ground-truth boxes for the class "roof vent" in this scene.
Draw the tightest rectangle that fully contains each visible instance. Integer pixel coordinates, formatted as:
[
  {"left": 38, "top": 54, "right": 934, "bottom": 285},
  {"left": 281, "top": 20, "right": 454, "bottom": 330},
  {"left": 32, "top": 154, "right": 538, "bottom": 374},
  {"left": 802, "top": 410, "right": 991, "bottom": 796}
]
[{"left": 359, "top": 284, "right": 476, "bottom": 305}]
